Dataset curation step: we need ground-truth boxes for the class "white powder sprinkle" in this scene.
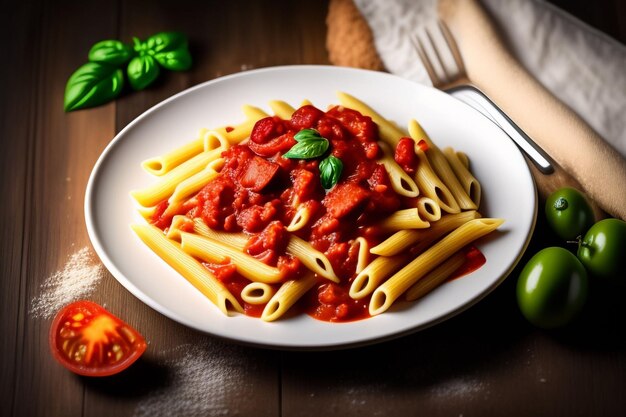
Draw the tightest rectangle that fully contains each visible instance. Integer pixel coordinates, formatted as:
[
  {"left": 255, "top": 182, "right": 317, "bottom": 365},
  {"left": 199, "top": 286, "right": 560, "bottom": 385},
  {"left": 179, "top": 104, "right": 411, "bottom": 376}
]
[
  {"left": 30, "top": 247, "right": 106, "bottom": 319},
  {"left": 134, "top": 342, "right": 249, "bottom": 417},
  {"left": 431, "top": 377, "right": 486, "bottom": 400}
]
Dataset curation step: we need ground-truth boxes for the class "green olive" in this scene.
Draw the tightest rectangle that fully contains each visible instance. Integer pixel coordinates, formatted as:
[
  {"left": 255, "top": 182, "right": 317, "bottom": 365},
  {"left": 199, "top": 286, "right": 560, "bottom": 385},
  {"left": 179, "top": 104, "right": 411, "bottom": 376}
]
[
  {"left": 577, "top": 218, "right": 626, "bottom": 283},
  {"left": 517, "top": 247, "right": 588, "bottom": 328},
  {"left": 545, "top": 187, "right": 594, "bottom": 240}
]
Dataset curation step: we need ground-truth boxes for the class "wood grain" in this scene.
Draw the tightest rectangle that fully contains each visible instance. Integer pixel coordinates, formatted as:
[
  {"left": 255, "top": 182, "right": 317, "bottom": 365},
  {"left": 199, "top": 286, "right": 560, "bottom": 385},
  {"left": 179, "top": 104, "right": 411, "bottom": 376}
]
[{"left": 0, "top": 1, "right": 624, "bottom": 417}]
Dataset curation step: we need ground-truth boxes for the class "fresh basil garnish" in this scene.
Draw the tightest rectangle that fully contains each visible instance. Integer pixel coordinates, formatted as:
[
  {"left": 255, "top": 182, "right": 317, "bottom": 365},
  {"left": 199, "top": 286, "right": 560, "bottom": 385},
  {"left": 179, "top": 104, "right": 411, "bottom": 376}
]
[
  {"left": 319, "top": 156, "right": 343, "bottom": 189},
  {"left": 64, "top": 62, "right": 124, "bottom": 112},
  {"left": 294, "top": 128, "right": 322, "bottom": 142},
  {"left": 88, "top": 40, "right": 134, "bottom": 66},
  {"left": 145, "top": 32, "right": 188, "bottom": 54},
  {"left": 283, "top": 138, "right": 329, "bottom": 159},
  {"left": 127, "top": 55, "right": 160, "bottom": 90},
  {"left": 155, "top": 48, "right": 192, "bottom": 71},
  {"left": 64, "top": 31, "right": 193, "bottom": 111}
]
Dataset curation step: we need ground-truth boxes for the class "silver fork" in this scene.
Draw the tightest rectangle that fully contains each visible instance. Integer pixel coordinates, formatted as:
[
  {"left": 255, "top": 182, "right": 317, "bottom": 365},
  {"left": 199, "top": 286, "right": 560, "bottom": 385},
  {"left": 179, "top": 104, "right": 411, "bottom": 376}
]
[{"left": 411, "top": 20, "right": 553, "bottom": 174}]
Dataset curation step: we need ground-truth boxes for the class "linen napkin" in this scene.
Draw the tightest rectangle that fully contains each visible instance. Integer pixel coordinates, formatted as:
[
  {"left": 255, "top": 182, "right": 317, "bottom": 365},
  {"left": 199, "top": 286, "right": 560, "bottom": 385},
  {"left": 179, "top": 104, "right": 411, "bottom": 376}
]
[{"left": 328, "top": 0, "right": 626, "bottom": 220}]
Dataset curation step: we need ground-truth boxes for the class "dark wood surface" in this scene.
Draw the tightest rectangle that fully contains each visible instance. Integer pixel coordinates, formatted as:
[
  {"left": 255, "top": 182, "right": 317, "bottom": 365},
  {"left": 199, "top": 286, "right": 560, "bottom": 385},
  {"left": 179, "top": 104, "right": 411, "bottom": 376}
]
[{"left": 1, "top": 1, "right": 624, "bottom": 416}]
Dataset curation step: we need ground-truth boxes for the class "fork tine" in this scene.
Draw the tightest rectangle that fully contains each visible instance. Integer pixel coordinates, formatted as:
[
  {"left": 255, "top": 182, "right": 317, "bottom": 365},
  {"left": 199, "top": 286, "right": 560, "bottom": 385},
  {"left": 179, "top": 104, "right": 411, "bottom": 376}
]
[
  {"left": 410, "top": 33, "right": 441, "bottom": 86},
  {"left": 411, "top": 21, "right": 465, "bottom": 88},
  {"left": 437, "top": 19, "right": 466, "bottom": 77}
]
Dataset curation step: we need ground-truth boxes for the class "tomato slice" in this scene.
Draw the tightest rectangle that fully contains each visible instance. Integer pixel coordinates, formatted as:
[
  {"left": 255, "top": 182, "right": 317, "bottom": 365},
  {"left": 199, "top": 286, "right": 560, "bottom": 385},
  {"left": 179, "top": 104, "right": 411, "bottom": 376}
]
[{"left": 49, "top": 300, "right": 147, "bottom": 377}]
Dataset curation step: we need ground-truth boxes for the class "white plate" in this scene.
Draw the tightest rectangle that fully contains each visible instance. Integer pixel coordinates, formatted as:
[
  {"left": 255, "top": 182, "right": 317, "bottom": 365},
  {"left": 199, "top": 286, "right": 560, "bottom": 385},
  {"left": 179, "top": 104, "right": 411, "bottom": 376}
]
[{"left": 85, "top": 65, "right": 536, "bottom": 350}]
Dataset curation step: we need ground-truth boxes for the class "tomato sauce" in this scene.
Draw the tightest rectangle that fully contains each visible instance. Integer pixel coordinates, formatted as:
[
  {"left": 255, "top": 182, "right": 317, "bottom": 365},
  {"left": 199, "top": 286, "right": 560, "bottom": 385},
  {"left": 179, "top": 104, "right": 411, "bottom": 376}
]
[
  {"left": 450, "top": 245, "right": 486, "bottom": 281},
  {"left": 151, "top": 104, "right": 487, "bottom": 322}
]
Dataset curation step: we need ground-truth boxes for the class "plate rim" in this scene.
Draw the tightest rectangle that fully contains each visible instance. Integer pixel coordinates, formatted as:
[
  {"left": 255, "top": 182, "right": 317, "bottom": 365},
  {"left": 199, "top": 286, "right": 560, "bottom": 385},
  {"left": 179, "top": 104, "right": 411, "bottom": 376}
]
[{"left": 84, "top": 64, "right": 537, "bottom": 350}]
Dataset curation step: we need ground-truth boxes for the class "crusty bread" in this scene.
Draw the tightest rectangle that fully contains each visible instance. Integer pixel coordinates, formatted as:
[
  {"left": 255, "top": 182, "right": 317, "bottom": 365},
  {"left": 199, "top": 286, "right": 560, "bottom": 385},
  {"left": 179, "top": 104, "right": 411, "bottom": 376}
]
[{"left": 326, "top": 0, "right": 385, "bottom": 70}]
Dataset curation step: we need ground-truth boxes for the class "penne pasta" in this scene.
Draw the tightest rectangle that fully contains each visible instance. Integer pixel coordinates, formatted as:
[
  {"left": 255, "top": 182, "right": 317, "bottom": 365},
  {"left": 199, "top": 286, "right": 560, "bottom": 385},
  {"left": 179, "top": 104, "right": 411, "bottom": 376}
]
[
  {"left": 241, "top": 104, "right": 270, "bottom": 120},
  {"left": 130, "top": 147, "right": 225, "bottom": 208},
  {"left": 192, "top": 218, "right": 249, "bottom": 249},
  {"left": 286, "top": 204, "right": 313, "bottom": 232},
  {"left": 409, "top": 120, "right": 476, "bottom": 210},
  {"left": 377, "top": 141, "right": 420, "bottom": 197},
  {"left": 369, "top": 218, "right": 504, "bottom": 315},
  {"left": 354, "top": 237, "right": 370, "bottom": 274},
  {"left": 261, "top": 272, "right": 318, "bottom": 322},
  {"left": 131, "top": 223, "right": 243, "bottom": 315},
  {"left": 443, "top": 147, "right": 482, "bottom": 207},
  {"left": 141, "top": 133, "right": 206, "bottom": 177},
  {"left": 180, "top": 231, "right": 285, "bottom": 284},
  {"left": 370, "top": 210, "right": 481, "bottom": 256},
  {"left": 412, "top": 148, "right": 461, "bottom": 214},
  {"left": 241, "top": 282, "right": 276, "bottom": 305},
  {"left": 417, "top": 197, "right": 441, "bottom": 222},
  {"left": 131, "top": 93, "right": 503, "bottom": 322},
  {"left": 268, "top": 100, "right": 297, "bottom": 119},
  {"left": 286, "top": 236, "right": 339, "bottom": 283},
  {"left": 404, "top": 251, "right": 466, "bottom": 301},
  {"left": 349, "top": 254, "right": 410, "bottom": 300},
  {"left": 376, "top": 208, "right": 430, "bottom": 233}
]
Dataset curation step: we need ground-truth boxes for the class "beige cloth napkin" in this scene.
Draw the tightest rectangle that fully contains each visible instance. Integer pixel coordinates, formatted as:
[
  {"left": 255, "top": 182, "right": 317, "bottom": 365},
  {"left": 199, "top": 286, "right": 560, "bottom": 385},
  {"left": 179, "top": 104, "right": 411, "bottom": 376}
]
[{"left": 352, "top": 0, "right": 626, "bottom": 221}]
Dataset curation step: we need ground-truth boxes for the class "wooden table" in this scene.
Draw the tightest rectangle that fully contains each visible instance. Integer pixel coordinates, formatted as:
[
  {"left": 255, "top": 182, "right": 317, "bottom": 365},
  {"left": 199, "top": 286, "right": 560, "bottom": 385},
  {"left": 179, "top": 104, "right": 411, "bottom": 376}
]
[{"left": 1, "top": 1, "right": 624, "bottom": 416}]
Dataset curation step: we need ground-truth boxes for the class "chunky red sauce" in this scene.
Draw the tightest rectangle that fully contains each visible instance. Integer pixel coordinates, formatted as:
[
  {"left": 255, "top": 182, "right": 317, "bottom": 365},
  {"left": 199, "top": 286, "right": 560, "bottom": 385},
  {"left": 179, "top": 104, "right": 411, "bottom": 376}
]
[{"left": 151, "top": 104, "right": 485, "bottom": 322}]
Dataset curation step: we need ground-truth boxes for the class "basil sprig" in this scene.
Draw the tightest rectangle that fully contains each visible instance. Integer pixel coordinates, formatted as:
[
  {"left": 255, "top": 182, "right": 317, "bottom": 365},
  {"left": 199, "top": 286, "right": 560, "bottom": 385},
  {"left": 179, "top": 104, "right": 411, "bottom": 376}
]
[
  {"left": 283, "top": 138, "right": 329, "bottom": 159},
  {"left": 284, "top": 129, "right": 343, "bottom": 189},
  {"left": 64, "top": 31, "right": 192, "bottom": 112},
  {"left": 319, "top": 156, "right": 343, "bottom": 189}
]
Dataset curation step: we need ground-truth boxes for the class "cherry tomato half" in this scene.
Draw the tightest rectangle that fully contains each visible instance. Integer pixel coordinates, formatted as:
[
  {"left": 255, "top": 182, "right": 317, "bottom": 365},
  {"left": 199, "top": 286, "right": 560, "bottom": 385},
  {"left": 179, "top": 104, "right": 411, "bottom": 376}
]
[
  {"left": 545, "top": 187, "right": 594, "bottom": 241},
  {"left": 49, "top": 301, "right": 147, "bottom": 377},
  {"left": 516, "top": 247, "right": 588, "bottom": 328},
  {"left": 577, "top": 218, "right": 626, "bottom": 283}
]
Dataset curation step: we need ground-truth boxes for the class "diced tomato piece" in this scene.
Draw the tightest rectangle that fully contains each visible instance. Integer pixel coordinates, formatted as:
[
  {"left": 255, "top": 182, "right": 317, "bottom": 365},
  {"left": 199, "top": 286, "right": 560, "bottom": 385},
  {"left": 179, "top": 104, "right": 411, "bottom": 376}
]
[
  {"left": 250, "top": 116, "right": 284, "bottom": 144},
  {"left": 291, "top": 168, "right": 321, "bottom": 201},
  {"left": 248, "top": 132, "right": 296, "bottom": 157},
  {"left": 318, "top": 283, "right": 349, "bottom": 305},
  {"left": 316, "top": 116, "right": 346, "bottom": 141},
  {"left": 326, "top": 106, "right": 378, "bottom": 142},
  {"left": 277, "top": 255, "right": 302, "bottom": 279},
  {"left": 198, "top": 177, "right": 236, "bottom": 229},
  {"left": 323, "top": 183, "right": 370, "bottom": 219},
  {"left": 204, "top": 262, "right": 238, "bottom": 282},
  {"left": 239, "top": 156, "right": 280, "bottom": 192},
  {"left": 290, "top": 105, "right": 325, "bottom": 130},
  {"left": 236, "top": 201, "right": 279, "bottom": 233},
  {"left": 394, "top": 137, "right": 419, "bottom": 174}
]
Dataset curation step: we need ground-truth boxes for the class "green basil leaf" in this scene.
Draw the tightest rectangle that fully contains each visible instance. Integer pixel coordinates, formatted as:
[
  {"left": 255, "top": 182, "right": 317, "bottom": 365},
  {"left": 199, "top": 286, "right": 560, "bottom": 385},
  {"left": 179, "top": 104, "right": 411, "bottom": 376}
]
[
  {"left": 88, "top": 40, "right": 134, "bottom": 66},
  {"left": 283, "top": 138, "right": 329, "bottom": 159},
  {"left": 145, "top": 31, "right": 188, "bottom": 53},
  {"left": 319, "top": 156, "right": 343, "bottom": 189},
  {"left": 127, "top": 55, "right": 160, "bottom": 90},
  {"left": 155, "top": 47, "right": 192, "bottom": 71},
  {"left": 64, "top": 62, "right": 123, "bottom": 112},
  {"left": 294, "top": 128, "right": 321, "bottom": 142}
]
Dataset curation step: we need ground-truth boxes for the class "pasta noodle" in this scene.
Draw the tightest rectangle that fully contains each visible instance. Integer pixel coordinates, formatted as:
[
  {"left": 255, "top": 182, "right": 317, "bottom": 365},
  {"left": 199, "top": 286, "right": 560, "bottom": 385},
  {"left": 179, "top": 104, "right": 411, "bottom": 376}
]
[
  {"left": 370, "top": 210, "right": 481, "bottom": 256},
  {"left": 369, "top": 218, "right": 504, "bottom": 315},
  {"left": 408, "top": 119, "right": 476, "bottom": 210},
  {"left": 130, "top": 93, "right": 503, "bottom": 322},
  {"left": 443, "top": 147, "right": 482, "bottom": 207},
  {"left": 261, "top": 272, "right": 317, "bottom": 322},
  {"left": 404, "top": 252, "right": 466, "bottom": 301},
  {"left": 180, "top": 231, "right": 285, "bottom": 284},
  {"left": 241, "top": 282, "right": 276, "bottom": 305},
  {"left": 269, "top": 100, "right": 297, "bottom": 119},
  {"left": 131, "top": 223, "right": 243, "bottom": 315}
]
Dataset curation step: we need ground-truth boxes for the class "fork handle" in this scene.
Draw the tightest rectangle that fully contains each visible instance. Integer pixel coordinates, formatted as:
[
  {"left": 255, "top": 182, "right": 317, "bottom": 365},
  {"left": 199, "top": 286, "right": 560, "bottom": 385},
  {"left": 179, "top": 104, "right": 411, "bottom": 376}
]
[
  {"left": 448, "top": 86, "right": 604, "bottom": 219},
  {"left": 447, "top": 85, "right": 553, "bottom": 174},
  {"left": 439, "top": 0, "right": 626, "bottom": 221}
]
